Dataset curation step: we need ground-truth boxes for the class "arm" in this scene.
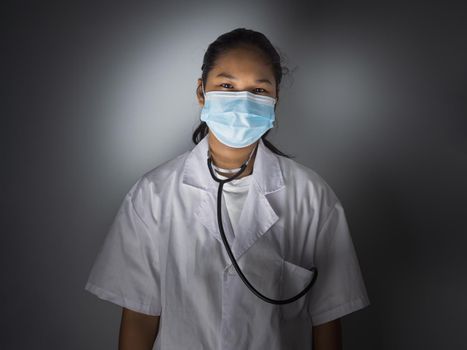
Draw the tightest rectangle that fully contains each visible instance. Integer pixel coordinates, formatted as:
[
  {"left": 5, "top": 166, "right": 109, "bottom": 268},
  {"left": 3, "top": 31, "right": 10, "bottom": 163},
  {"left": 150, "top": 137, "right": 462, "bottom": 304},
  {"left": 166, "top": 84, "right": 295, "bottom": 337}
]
[
  {"left": 312, "top": 318, "right": 342, "bottom": 350},
  {"left": 119, "top": 307, "right": 160, "bottom": 350}
]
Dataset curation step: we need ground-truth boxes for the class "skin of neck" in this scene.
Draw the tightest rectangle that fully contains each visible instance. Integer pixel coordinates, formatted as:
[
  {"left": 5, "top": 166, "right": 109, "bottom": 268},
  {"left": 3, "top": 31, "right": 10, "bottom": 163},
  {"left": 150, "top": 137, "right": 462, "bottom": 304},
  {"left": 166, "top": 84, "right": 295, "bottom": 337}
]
[{"left": 208, "top": 131, "right": 257, "bottom": 179}]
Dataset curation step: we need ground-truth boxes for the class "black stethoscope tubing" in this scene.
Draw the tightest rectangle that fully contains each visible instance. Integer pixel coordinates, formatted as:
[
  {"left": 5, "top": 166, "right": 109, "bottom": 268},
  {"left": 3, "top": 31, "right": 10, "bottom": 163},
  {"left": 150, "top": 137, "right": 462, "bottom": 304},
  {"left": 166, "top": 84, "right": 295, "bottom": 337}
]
[{"left": 206, "top": 144, "right": 318, "bottom": 305}]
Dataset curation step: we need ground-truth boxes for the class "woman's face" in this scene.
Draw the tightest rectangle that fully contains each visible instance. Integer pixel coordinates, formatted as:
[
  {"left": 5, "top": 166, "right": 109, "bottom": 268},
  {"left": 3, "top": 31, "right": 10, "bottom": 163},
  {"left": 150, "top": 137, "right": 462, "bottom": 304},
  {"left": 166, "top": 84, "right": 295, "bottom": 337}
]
[{"left": 197, "top": 45, "right": 278, "bottom": 107}]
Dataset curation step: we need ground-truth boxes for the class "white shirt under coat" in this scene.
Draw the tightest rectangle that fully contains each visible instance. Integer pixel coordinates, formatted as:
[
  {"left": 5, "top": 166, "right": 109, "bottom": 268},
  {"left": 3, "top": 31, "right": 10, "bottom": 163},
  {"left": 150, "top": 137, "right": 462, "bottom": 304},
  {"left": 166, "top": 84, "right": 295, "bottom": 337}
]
[{"left": 216, "top": 171, "right": 251, "bottom": 243}]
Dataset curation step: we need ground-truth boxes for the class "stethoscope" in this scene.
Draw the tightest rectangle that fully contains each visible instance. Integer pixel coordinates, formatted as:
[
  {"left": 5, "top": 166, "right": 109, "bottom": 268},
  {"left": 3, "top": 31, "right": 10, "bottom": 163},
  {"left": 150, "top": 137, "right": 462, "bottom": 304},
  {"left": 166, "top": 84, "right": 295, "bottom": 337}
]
[{"left": 206, "top": 142, "right": 318, "bottom": 305}]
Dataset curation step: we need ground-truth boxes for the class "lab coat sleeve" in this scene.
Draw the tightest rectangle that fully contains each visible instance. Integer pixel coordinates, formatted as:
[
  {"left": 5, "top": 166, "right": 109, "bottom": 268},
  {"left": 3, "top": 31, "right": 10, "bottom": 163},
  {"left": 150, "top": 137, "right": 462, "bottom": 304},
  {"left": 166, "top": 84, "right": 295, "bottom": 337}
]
[
  {"left": 84, "top": 177, "right": 162, "bottom": 316},
  {"left": 307, "top": 200, "right": 370, "bottom": 326}
]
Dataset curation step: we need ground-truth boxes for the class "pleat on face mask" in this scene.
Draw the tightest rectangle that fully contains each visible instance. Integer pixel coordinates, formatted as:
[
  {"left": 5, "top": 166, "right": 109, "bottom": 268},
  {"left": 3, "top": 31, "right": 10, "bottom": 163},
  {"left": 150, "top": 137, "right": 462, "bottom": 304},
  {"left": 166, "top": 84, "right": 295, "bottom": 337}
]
[{"left": 200, "top": 83, "right": 276, "bottom": 148}]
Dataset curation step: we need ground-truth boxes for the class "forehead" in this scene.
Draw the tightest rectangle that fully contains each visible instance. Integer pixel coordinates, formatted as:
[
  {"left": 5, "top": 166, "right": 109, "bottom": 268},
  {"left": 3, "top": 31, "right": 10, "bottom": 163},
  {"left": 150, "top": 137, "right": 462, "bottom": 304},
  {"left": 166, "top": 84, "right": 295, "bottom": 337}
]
[{"left": 208, "top": 46, "right": 275, "bottom": 81}]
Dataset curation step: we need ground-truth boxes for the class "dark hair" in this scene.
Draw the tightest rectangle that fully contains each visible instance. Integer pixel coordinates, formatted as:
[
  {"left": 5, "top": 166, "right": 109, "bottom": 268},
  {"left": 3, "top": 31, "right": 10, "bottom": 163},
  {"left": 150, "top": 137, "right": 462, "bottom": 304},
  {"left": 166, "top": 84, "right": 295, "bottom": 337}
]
[{"left": 192, "top": 27, "right": 294, "bottom": 159}]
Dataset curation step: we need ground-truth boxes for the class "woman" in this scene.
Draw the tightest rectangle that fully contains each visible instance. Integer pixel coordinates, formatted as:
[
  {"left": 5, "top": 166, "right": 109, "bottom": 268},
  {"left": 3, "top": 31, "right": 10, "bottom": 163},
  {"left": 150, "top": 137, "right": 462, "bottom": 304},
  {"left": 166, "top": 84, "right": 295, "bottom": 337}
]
[{"left": 84, "top": 28, "right": 370, "bottom": 350}]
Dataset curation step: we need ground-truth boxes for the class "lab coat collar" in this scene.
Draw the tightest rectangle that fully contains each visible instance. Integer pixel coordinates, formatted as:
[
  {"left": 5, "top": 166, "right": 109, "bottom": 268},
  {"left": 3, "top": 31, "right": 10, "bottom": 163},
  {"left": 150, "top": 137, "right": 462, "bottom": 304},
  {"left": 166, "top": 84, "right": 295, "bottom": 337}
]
[{"left": 182, "top": 134, "right": 285, "bottom": 194}]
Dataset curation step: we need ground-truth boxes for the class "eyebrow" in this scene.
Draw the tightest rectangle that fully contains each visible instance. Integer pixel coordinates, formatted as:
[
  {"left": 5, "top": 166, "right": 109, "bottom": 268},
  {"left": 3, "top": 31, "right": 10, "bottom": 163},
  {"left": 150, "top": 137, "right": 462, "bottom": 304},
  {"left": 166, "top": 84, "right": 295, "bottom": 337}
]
[{"left": 215, "top": 72, "right": 273, "bottom": 86}]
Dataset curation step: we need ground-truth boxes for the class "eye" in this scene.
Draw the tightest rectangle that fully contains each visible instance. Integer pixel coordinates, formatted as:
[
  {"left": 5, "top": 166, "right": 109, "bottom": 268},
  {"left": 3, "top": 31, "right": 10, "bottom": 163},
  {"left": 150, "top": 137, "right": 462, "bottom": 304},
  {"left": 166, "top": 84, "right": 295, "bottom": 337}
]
[
  {"left": 220, "top": 83, "right": 233, "bottom": 89},
  {"left": 253, "top": 88, "right": 267, "bottom": 94}
]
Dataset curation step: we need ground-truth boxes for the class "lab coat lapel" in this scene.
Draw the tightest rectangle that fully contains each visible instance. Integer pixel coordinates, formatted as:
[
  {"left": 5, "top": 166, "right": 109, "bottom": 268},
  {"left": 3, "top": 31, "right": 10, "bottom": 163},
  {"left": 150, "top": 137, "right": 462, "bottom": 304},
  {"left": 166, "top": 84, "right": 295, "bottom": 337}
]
[
  {"left": 182, "top": 135, "right": 237, "bottom": 247},
  {"left": 230, "top": 182, "right": 279, "bottom": 261},
  {"left": 229, "top": 138, "right": 285, "bottom": 264},
  {"left": 182, "top": 134, "right": 285, "bottom": 263}
]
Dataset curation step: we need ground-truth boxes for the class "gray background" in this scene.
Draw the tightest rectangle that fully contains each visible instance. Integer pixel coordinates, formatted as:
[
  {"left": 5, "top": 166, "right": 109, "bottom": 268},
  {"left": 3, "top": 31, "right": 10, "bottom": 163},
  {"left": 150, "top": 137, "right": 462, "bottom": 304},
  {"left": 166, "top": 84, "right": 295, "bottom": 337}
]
[{"left": 3, "top": 0, "right": 466, "bottom": 349}]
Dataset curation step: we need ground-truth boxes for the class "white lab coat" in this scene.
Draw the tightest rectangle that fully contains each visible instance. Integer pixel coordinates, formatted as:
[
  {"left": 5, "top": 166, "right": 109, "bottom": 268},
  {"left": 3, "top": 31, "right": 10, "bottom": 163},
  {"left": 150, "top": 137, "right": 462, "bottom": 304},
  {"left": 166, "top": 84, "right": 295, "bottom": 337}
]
[{"left": 84, "top": 134, "right": 370, "bottom": 350}]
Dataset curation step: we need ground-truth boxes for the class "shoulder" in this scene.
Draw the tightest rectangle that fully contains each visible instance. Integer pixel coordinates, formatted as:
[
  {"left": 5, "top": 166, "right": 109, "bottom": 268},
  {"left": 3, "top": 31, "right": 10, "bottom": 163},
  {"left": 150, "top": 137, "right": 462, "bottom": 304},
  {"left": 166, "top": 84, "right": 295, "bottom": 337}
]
[
  {"left": 126, "top": 149, "right": 191, "bottom": 221},
  {"left": 141, "top": 151, "right": 190, "bottom": 189},
  {"left": 277, "top": 155, "right": 340, "bottom": 215}
]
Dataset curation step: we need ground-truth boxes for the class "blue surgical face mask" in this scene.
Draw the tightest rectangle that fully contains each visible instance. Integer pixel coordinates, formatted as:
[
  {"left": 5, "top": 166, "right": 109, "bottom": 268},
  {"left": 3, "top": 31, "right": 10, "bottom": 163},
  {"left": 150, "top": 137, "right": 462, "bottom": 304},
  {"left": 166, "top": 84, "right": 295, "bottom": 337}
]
[{"left": 200, "top": 82, "right": 276, "bottom": 148}]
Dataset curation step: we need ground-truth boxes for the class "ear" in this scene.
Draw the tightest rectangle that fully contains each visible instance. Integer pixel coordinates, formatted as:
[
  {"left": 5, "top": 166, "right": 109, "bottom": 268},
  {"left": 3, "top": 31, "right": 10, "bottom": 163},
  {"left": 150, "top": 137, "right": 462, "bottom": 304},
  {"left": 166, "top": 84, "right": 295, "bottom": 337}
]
[{"left": 196, "top": 78, "right": 204, "bottom": 107}]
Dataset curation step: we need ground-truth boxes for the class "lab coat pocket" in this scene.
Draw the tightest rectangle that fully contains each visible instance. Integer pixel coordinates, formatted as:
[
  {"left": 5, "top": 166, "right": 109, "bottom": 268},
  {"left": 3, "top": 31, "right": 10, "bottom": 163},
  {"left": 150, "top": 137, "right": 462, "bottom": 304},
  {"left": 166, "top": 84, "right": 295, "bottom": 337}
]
[{"left": 279, "top": 259, "right": 316, "bottom": 321}]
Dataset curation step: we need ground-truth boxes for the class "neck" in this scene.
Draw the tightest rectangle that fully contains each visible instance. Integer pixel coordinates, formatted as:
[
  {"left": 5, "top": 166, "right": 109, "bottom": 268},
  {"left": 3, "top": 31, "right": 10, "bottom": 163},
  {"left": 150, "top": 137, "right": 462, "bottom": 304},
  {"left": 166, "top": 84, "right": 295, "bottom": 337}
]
[{"left": 208, "top": 132, "right": 258, "bottom": 179}]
